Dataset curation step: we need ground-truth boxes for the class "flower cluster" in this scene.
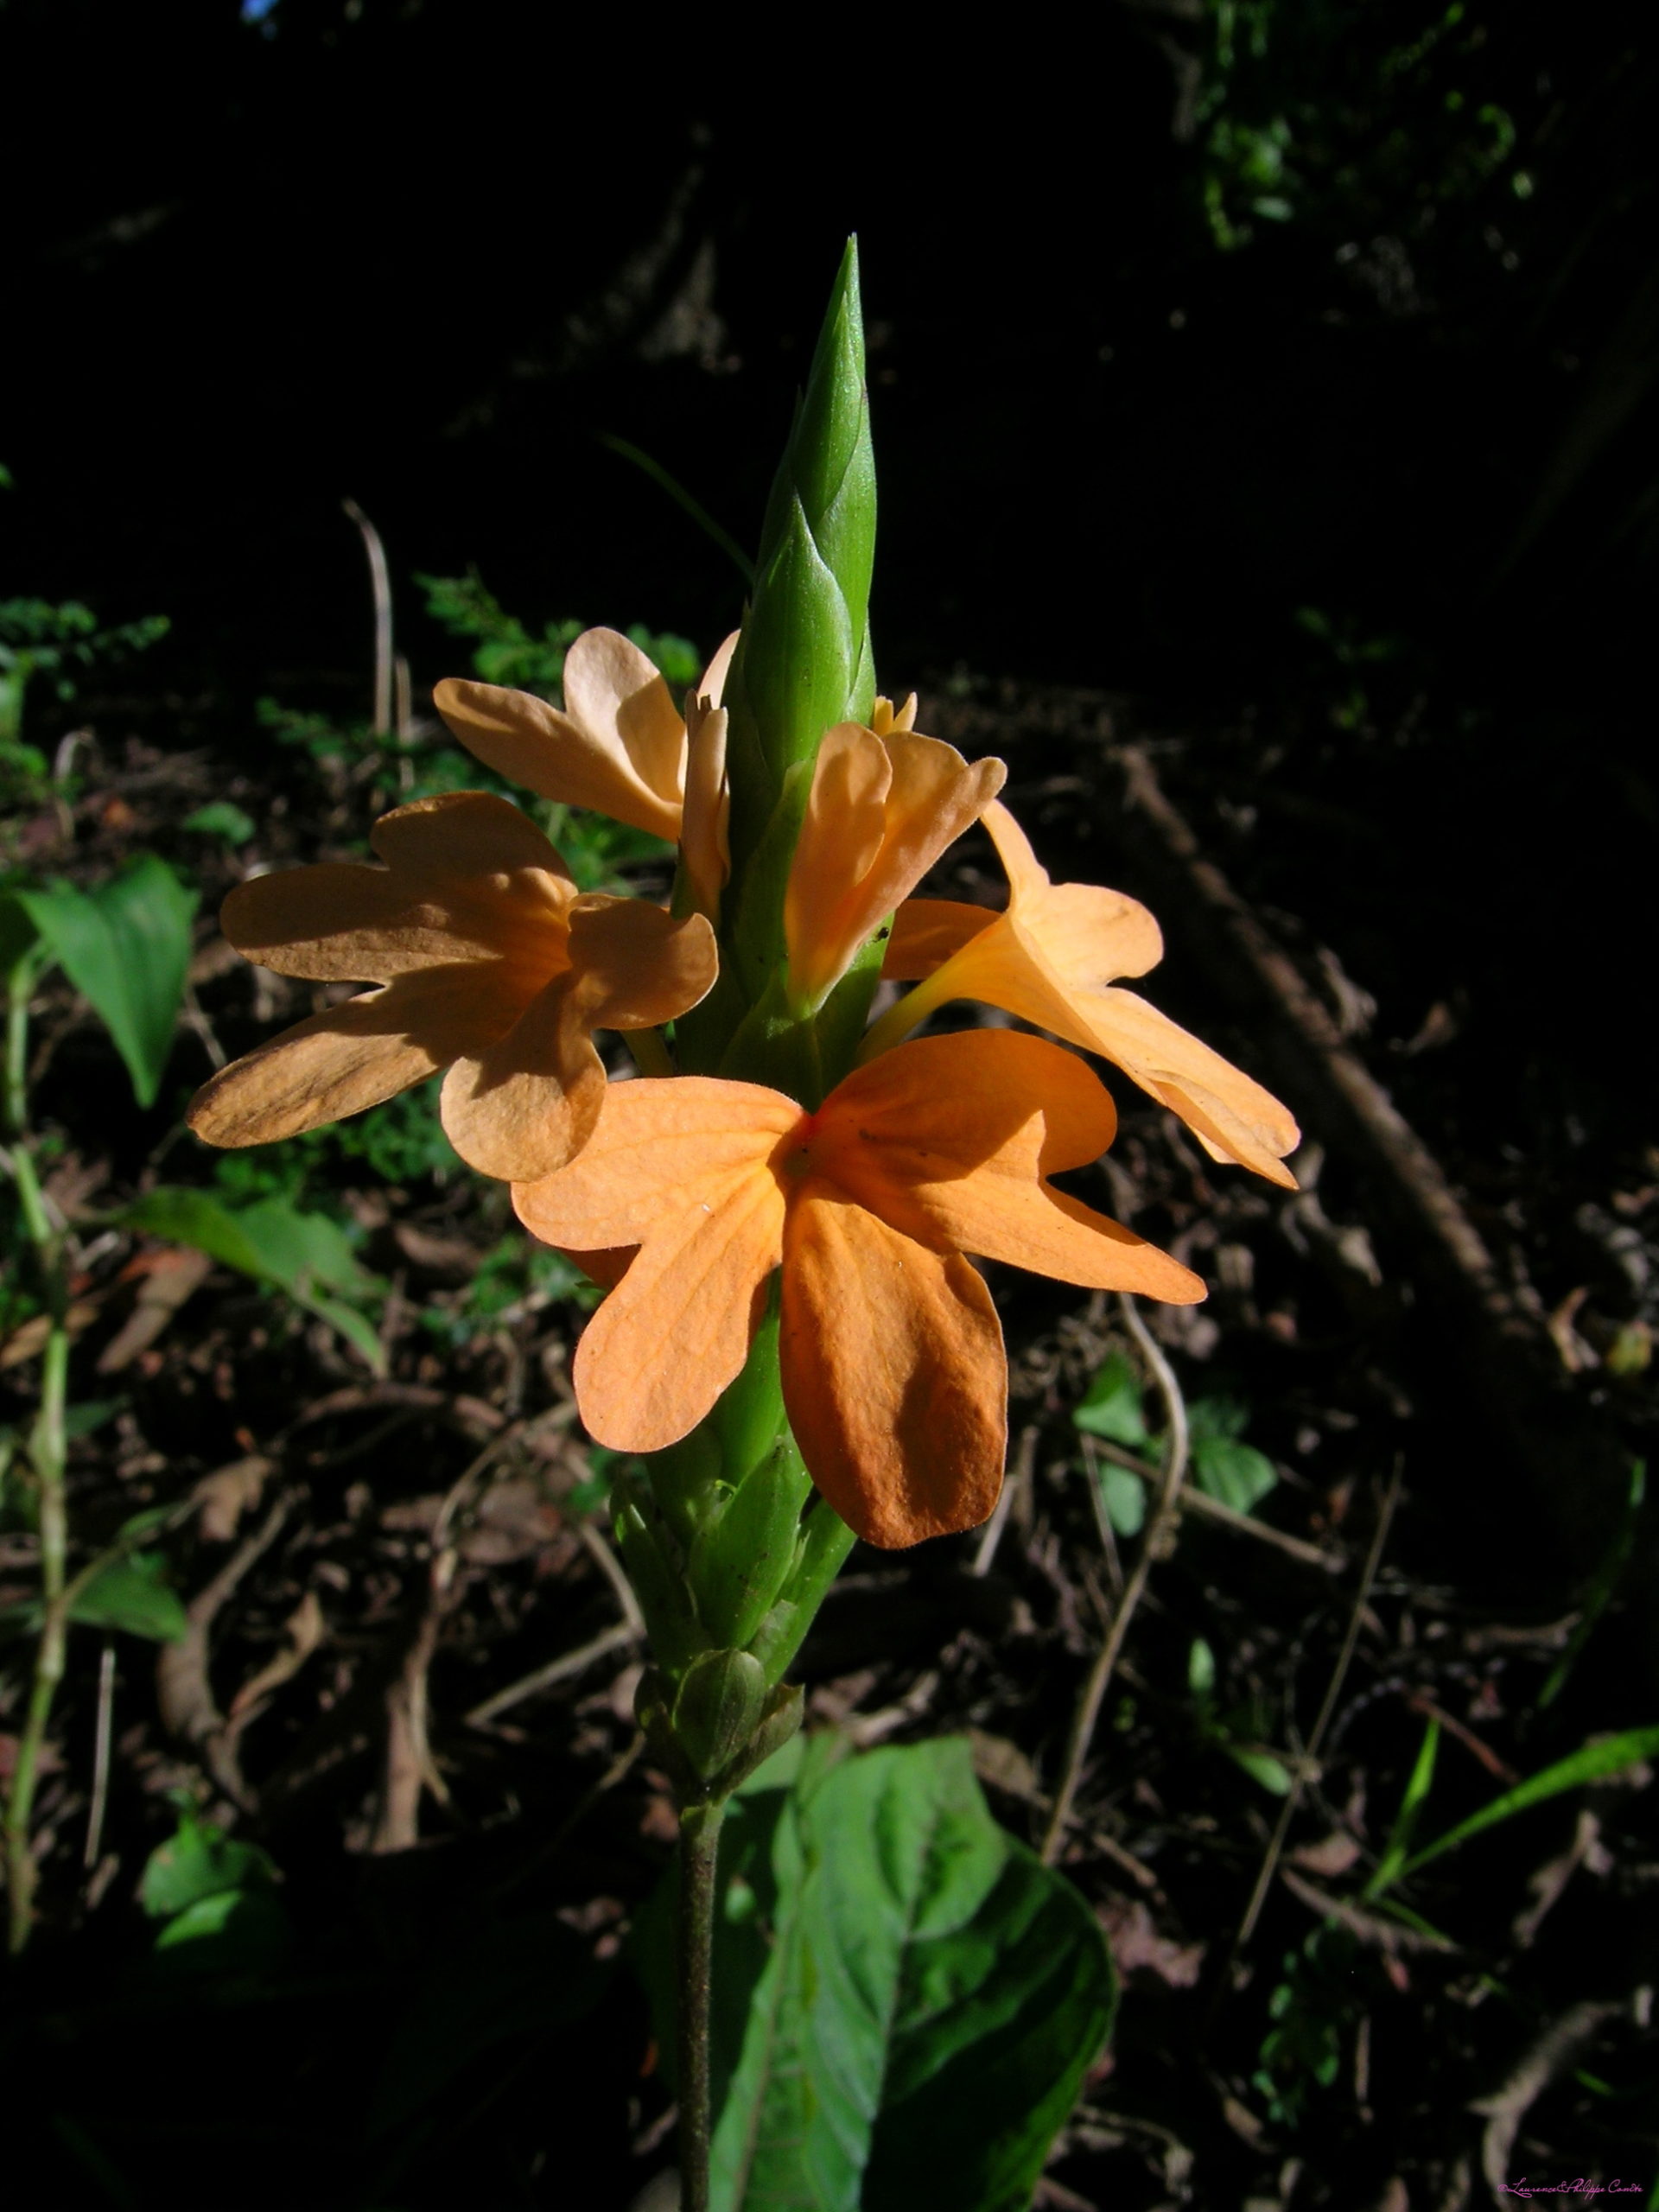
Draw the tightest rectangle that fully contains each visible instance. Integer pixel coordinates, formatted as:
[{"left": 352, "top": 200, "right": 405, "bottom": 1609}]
[{"left": 192, "top": 631, "right": 1297, "bottom": 1547}]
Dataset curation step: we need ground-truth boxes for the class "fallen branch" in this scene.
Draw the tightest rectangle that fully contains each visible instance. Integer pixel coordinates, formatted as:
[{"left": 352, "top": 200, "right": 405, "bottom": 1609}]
[{"left": 1114, "top": 743, "right": 1629, "bottom": 1567}]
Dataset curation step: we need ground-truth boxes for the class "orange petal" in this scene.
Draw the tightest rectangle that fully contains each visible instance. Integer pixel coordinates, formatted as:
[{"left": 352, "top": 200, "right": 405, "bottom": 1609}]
[
  {"left": 884, "top": 899, "right": 996, "bottom": 981},
  {"left": 566, "top": 899, "right": 717, "bottom": 1029},
  {"left": 816, "top": 1030, "right": 1119, "bottom": 1191},
  {"left": 435, "top": 628, "right": 685, "bottom": 840},
  {"left": 186, "top": 980, "right": 474, "bottom": 1147},
  {"left": 512, "top": 1076, "right": 799, "bottom": 1251},
  {"left": 1071, "top": 988, "right": 1300, "bottom": 1186},
  {"left": 569, "top": 1165, "right": 785, "bottom": 1453},
  {"left": 779, "top": 1184, "right": 1006, "bottom": 1549},
  {"left": 219, "top": 864, "right": 474, "bottom": 982},
  {"left": 223, "top": 792, "right": 572, "bottom": 982},
  {"left": 697, "top": 631, "right": 739, "bottom": 709},
  {"left": 370, "top": 790, "right": 572, "bottom": 889},
  {"left": 557, "top": 1244, "right": 638, "bottom": 1290},
  {"left": 439, "top": 972, "right": 605, "bottom": 1182},
  {"left": 784, "top": 725, "right": 1007, "bottom": 1009},
  {"left": 680, "top": 695, "right": 729, "bottom": 918}
]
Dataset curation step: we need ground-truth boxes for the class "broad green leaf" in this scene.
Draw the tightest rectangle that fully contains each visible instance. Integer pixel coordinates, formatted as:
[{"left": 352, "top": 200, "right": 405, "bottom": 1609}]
[
  {"left": 150, "top": 1889, "right": 290, "bottom": 1974},
  {"left": 709, "top": 1735, "right": 1116, "bottom": 2212},
  {"left": 1073, "top": 1350, "right": 1149, "bottom": 1446},
  {"left": 69, "top": 1551, "right": 188, "bottom": 1642},
  {"left": 140, "top": 1804, "right": 276, "bottom": 1919},
  {"left": 18, "top": 857, "right": 197, "bottom": 1106},
  {"left": 1192, "top": 1433, "right": 1278, "bottom": 1514},
  {"left": 124, "top": 1186, "right": 385, "bottom": 1371},
  {"left": 1405, "top": 1726, "right": 1659, "bottom": 1874}
]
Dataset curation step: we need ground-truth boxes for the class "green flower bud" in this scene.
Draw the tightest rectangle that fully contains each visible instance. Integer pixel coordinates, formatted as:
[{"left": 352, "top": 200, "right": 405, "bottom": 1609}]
[
  {"left": 671, "top": 1649, "right": 767, "bottom": 1783},
  {"left": 613, "top": 1475, "right": 709, "bottom": 1677},
  {"left": 689, "top": 1434, "right": 813, "bottom": 1651}
]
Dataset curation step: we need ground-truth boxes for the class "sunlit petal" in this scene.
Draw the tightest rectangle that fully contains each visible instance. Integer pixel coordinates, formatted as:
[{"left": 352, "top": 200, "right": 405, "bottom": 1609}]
[
  {"left": 512, "top": 1077, "right": 798, "bottom": 1251},
  {"left": 570, "top": 1165, "right": 786, "bottom": 1453},
  {"left": 780, "top": 1183, "right": 1005, "bottom": 1548},
  {"left": 566, "top": 899, "right": 717, "bottom": 1029},
  {"left": 785, "top": 724, "right": 1006, "bottom": 1008}
]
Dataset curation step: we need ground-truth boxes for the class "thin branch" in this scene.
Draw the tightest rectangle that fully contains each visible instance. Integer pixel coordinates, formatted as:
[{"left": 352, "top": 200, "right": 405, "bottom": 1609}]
[
  {"left": 82, "top": 1641, "right": 116, "bottom": 1870},
  {"left": 1041, "top": 1295, "right": 1191, "bottom": 1864},
  {"left": 342, "top": 499, "right": 394, "bottom": 734},
  {"left": 1227, "top": 1457, "right": 1402, "bottom": 1961},
  {"left": 973, "top": 1422, "right": 1038, "bottom": 1577}
]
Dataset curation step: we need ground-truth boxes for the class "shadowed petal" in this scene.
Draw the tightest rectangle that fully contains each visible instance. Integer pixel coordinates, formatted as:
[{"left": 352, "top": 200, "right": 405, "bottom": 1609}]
[
  {"left": 369, "top": 790, "right": 572, "bottom": 888},
  {"left": 785, "top": 725, "right": 1006, "bottom": 1008},
  {"left": 815, "top": 1031, "right": 1119, "bottom": 1193},
  {"left": 780, "top": 1184, "right": 1006, "bottom": 1548},
  {"left": 512, "top": 1077, "right": 798, "bottom": 1251},
  {"left": 566, "top": 899, "right": 717, "bottom": 1030},
  {"left": 435, "top": 630, "right": 685, "bottom": 840},
  {"left": 680, "top": 695, "right": 729, "bottom": 917},
  {"left": 439, "top": 972, "right": 606, "bottom": 1182},
  {"left": 884, "top": 899, "right": 995, "bottom": 981},
  {"left": 569, "top": 1166, "right": 786, "bottom": 1452},
  {"left": 223, "top": 793, "right": 573, "bottom": 982},
  {"left": 188, "top": 990, "right": 462, "bottom": 1150}
]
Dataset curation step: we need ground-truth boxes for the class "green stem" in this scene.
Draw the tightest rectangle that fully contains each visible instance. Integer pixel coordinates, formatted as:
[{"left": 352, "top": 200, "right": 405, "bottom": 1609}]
[
  {"left": 5, "top": 1317, "right": 68, "bottom": 1954},
  {"left": 677, "top": 1795, "right": 728, "bottom": 2212},
  {"left": 2, "top": 957, "right": 73, "bottom": 1954}
]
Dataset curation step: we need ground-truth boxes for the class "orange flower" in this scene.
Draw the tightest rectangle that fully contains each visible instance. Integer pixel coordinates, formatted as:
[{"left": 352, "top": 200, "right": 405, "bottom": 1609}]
[
  {"left": 513, "top": 1029, "right": 1203, "bottom": 1548},
  {"left": 868, "top": 800, "right": 1300, "bottom": 1187},
  {"left": 782, "top": 703, "right": 1007, "bottom": 1011},
  {"left": 434, "top": 626, "right": 737, "bottom": 914},
  {"left": 188, "top": 791, "right": 716, "bottom": 1181}
]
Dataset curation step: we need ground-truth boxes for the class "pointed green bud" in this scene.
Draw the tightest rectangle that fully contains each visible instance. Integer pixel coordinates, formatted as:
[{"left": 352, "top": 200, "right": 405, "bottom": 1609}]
[
  {"left": 749, "top": 1496, "right": 859, "bottom": 1688},
  {"left": 689, "top": 1435, "right": 813, "bottom": 1650},
  {"left": 613, "top": 1476, "right": 709, "bottom": 1677},
  {"left": 721, "top": 240, "right": 878, "bottom": 990}
]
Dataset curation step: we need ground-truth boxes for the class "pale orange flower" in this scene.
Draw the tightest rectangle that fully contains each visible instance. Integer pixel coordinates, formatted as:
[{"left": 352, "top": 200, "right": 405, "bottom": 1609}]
[
  {"left": 434, "top": 626, "right": 737, "bottom": 915},
  {"left": 513, "top": 1029, "right": 1203, "bottom": 1548},
  {"left": 867, "top": 800, "right": 1300, "bottom": 1187},
  {"left": 782, "top": 701, "right": 1006, "bottom": 1010},
  {"left": 188, "top": 791, "right": 716, "bottom": 1181}
]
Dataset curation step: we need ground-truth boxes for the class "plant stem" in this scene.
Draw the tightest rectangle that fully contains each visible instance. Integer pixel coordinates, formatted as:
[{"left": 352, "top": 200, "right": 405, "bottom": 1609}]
[
  {"left": 5, "top": 1316, "right": 68, "bottom": 1953},
  {"left": 3, "top": 957, "right": 73, "bottom": 1953},
  {"left": 677, "top": 1794, "right": 728, "bottom": 2212}
]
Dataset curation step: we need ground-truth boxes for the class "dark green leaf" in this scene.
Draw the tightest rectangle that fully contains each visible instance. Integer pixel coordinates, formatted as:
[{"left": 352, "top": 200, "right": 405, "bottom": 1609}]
[
  {"left": 70, "top": 1552, "right": 188, "bottom": 1642},
  {"left": 1073, "top": 1350, "right": 1149, "bottom": 1447},
  {"left": 125, "top": 1187, "right": 385, "bottom": 1371},
  {"left": 18, "top": 857, "right": 197, "bottom": 1106},
  {"left": 709, "top": 1735, "right": 1116, "bottom": 2212},
  {"left": 1192, "top": 1434, "right": 1278, "bottom": 1514},
  {"left": 140, "top": 1805, "right": 276, "bottom": 1919}
]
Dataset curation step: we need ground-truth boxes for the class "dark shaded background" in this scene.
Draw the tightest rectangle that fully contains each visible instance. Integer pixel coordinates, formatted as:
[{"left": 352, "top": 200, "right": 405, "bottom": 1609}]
[
  {"left": 7, "top": 0, "right": 1656, "bottom": 1164},
  {"left": 5, "top": 10, "right": 1659, "bottom": 2205}
]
